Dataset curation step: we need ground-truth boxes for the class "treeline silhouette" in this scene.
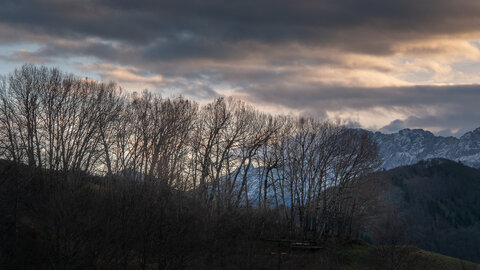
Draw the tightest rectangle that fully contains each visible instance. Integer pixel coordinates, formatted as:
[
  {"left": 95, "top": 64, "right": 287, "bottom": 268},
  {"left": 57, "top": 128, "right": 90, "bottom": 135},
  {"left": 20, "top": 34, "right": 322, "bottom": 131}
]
[{"left": 0, "top": 65, "right": 381, "bottom": 269}]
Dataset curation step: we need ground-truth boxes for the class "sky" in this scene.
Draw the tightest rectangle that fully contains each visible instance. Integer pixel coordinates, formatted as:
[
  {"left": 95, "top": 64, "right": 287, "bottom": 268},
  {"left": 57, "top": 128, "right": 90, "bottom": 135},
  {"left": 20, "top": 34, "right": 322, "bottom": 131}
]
[{"left": 1, "top": 0, "right": 480, "bottom": 136}]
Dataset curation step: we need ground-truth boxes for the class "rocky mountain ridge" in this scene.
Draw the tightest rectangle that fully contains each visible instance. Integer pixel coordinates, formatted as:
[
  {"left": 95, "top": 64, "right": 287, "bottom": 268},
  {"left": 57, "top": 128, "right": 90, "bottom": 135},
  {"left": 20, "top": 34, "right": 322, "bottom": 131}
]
[{"left": 369, "top": 127, "right": 480, "bottom": 169}]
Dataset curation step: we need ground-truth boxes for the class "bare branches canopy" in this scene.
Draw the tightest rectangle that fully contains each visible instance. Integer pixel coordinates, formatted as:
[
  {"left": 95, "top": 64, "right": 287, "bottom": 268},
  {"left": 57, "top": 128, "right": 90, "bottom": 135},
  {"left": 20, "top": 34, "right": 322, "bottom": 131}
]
[{"left": 0, "top": 64, "right": 381, "bottom": 239}]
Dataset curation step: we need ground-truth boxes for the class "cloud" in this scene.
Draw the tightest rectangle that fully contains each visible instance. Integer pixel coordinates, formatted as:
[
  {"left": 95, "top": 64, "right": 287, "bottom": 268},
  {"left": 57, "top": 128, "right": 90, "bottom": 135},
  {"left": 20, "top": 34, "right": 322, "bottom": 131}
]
[
  {"left": 81, "top": 63, "right": 220, "bottom": 100},
  {"left": 1, "top": 0, "right": 480, "bottom": 135},
  {"left": 3, "top": 0, "right": 480, "bottom": 56},
  {"left": 82, "top": 63, "right": 163, "bottom": 85},
  {"left": 0, "top": 49, "right": 50, "bottom": 63},
  {"left": 242, "top": 83, "right": 480, "bottom": 134},
  {"left": 380, "top": 119, "right": 407, "bottom": 133}
]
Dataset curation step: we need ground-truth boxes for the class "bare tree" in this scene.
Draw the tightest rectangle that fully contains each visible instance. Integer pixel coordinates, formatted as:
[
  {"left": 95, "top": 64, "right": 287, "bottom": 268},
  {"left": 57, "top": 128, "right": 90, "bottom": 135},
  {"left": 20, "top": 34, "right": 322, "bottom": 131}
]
[{"left": 0, "top": 65, "right": 383, "bottom": 255}]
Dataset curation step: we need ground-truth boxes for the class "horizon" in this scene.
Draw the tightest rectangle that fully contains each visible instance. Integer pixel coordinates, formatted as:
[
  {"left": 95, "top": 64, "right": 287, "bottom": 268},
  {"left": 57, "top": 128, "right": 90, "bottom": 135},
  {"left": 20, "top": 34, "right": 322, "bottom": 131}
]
[{"left": 1, "top": 0, "right": 480, "bottom": 136}]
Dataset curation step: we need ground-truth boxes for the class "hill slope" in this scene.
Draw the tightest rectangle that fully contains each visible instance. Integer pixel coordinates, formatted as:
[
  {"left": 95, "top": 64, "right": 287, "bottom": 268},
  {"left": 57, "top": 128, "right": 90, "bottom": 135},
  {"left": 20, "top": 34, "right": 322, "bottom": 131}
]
[
  {"left": 1, "top": 159, "right": 479, "bottom": 269},
  {"left": 378, "top": 158, "right": 480, "bottom": 263}
]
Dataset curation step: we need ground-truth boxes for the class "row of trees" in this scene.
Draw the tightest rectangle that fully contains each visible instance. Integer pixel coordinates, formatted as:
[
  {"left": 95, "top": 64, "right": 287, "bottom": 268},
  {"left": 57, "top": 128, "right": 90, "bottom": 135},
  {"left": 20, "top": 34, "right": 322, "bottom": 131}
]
[{"left": 0, "top": 65, "right": 381, "bottom": 240}]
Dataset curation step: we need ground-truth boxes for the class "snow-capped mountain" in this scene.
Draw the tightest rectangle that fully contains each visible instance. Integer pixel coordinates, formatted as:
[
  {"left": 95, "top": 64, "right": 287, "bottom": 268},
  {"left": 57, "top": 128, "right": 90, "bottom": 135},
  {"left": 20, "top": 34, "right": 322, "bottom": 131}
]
[{"left": 369, "top": 127, "right": 480, "bottom": 169}]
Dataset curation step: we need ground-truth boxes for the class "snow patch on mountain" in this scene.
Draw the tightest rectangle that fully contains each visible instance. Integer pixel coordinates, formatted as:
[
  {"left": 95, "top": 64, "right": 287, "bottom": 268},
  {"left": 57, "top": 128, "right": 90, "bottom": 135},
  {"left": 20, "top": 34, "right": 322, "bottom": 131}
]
[{"left": 369, "top": 127, "right": 480, "bottom": 169}]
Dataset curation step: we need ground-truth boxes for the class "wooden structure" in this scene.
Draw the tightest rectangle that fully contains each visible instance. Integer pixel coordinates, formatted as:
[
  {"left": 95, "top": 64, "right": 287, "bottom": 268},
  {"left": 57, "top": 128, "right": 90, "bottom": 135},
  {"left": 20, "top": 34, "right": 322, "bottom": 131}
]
[
  {"left": 290, "top": 241, "right": 322, "bottom": 251},
  {"left": 262, "top": 239, "right": 323, "bottom": 252}
]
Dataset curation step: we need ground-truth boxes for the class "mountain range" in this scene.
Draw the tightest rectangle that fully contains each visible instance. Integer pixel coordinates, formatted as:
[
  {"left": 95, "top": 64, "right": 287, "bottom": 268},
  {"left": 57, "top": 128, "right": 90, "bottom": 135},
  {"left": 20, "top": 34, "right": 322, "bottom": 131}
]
[{"left": 368, "top": 127, "right": 480, "bottom": 169}]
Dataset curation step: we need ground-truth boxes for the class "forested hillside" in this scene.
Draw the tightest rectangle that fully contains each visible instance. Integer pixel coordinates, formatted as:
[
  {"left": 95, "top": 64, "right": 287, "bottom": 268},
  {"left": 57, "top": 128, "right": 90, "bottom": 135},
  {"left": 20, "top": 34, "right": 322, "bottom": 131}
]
[{"left": 377, "top": 159, "right": 480, "bottom": 263}]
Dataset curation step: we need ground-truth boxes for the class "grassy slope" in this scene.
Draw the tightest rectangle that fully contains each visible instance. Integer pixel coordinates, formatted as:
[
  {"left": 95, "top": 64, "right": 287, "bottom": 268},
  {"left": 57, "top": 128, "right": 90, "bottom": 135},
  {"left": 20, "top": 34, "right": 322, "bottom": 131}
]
[
  {"left": 339, "top": 242, "right": 479, "bottom": 270},
  {"left": 235, "top": 240, "right": 480, "bottom": 270}
]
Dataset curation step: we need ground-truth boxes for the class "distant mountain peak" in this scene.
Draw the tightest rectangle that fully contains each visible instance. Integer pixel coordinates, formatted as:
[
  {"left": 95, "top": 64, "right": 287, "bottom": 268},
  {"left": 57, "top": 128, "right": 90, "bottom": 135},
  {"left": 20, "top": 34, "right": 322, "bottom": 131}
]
[
  {"left": 461, "top": 127, "right": 480, "bottom": 140},
  {"left": 371, "top": 127, "right": 480, "bottom": 169}
]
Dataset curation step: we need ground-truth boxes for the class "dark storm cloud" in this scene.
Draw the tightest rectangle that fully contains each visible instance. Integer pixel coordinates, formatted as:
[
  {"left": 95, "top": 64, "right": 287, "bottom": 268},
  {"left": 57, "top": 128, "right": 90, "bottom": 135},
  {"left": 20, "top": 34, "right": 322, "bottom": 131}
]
[
  {"left": 244, "top": 84, "right": 480, "bottom": 111},
  {"left": 2, "top": 0, "right": 480, "bottom": 134},
  {"left": 2, "top": 0, "right": 480, "bottom": 58},
  {"left": 242, "top": 82, "right": 480, "bottom": 135}
]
